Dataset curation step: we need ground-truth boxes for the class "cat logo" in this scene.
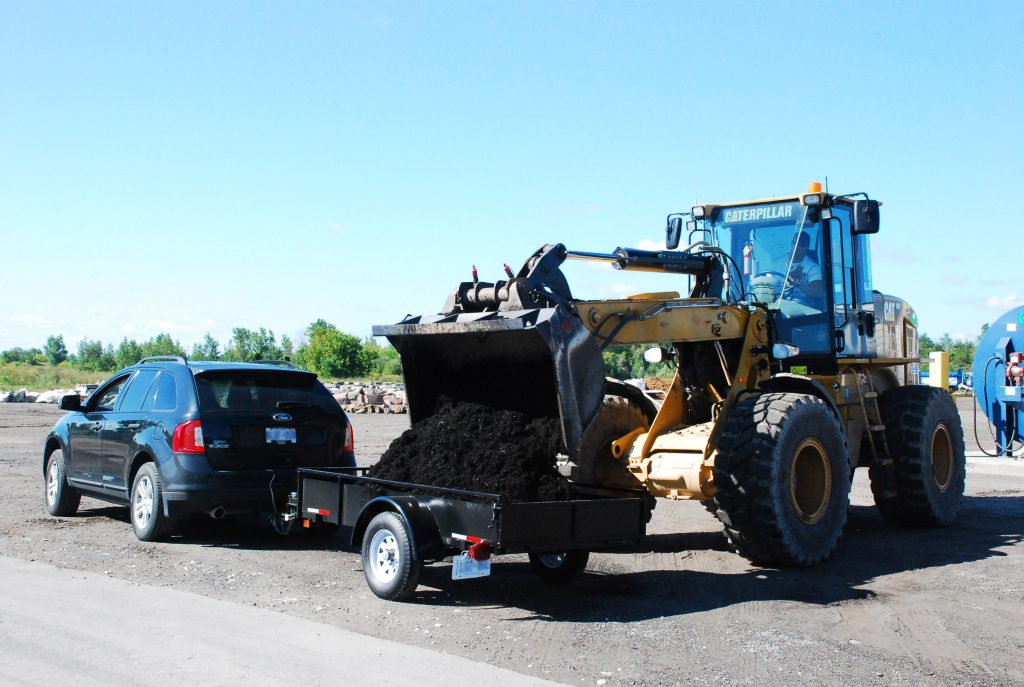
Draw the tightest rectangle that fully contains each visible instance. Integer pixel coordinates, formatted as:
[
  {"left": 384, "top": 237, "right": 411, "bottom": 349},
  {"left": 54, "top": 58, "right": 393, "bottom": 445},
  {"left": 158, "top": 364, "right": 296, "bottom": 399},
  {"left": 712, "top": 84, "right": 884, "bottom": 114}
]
[{"left": 883, "top": 301, "right": 898, "bottom": 322}]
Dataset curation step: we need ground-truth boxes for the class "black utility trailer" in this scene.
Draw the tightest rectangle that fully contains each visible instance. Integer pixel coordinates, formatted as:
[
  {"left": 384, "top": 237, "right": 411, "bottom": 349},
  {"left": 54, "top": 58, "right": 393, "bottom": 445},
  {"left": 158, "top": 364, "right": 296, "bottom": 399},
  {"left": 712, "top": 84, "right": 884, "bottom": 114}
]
[{"left": 287, "top": 467, "right": 648, "bottom": 600}]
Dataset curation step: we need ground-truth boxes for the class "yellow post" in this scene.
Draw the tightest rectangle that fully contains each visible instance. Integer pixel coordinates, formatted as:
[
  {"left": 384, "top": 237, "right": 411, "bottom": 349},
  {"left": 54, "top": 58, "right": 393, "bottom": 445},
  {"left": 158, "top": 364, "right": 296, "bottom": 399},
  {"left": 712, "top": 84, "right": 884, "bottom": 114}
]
[{"left": 929, "top": 351, "right": 950, "bottom": 390}]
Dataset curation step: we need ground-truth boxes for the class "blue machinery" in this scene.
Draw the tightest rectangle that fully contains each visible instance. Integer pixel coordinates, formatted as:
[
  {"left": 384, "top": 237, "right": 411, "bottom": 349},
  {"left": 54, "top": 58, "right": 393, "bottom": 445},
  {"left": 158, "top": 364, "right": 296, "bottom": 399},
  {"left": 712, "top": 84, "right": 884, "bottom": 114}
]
[{"left": 973, "top": 306, "right": 1024, "bottom": 456}]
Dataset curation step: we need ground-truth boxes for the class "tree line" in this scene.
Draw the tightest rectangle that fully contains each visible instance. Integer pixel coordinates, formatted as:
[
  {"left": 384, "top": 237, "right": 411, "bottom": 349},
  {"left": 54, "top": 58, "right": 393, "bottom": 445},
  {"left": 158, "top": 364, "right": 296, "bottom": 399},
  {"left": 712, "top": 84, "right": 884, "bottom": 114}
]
[{"left": 1, "top": 319, "right": 402, "bottom": 380}]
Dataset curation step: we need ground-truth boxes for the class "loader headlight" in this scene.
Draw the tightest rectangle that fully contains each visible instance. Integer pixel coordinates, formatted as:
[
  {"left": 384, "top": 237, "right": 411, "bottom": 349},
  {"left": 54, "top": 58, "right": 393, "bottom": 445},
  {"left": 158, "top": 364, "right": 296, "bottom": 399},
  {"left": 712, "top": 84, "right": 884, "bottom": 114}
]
[
  {"left": 691, "top": 205, "right": 707, "bottom": 219},
  {"left": 772, "top": 343, "right": 800, "bottom": 359},
  {"left": 802, "top": 193, "right": 822, "bottom": 207}
]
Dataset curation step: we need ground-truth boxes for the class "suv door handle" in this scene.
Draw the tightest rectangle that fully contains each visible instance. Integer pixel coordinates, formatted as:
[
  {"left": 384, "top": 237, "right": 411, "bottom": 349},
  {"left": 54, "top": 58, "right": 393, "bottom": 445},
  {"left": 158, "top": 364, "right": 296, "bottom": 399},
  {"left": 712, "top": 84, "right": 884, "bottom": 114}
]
[
  {"left": 126, "top": 422, "right": 141, "bottom": 429},
  {"left": 91, "top": 422, "right": 103, "bottom": 431}
]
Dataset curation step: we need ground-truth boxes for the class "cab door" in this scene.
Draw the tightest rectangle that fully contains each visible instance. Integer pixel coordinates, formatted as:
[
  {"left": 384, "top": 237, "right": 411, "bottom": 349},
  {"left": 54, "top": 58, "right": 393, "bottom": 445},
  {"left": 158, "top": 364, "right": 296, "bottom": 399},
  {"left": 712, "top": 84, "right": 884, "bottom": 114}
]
[
  {"left": 101, "top": 368, "right": 159, "bottom": 493},
  {"left": 67, "top": 374, "right": 130, "bottom": 486},
  {"left": 828, "top": 204, "right": 875, "bottom": 358}
]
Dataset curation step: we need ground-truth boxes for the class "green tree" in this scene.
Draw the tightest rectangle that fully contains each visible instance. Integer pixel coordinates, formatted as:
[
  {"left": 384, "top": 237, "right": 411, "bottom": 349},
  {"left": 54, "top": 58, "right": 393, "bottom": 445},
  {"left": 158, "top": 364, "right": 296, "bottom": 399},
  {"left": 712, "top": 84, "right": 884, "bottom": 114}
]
[
  {"left": 44, "top": 335, "right": 68, "bottom": 366},
  {"left": 191, "top": 333, "right": 221, "bottom": 361},
  {"left": 140, "top": 333, "right": 185, "bottom": 358},
  {"left": 298, "top": 320, "right": 370, "bottom": 378},
  {"left": 280, "top": 335, "right": 293, "bottom": 360},
  {"left": 115, "top": 338, "right": 143, "bottom": 369},
  {"left": 73, "top": 339, "right": 116, "bottom": 371},
  {"left": 224, "top": 327, "right": 282, "bottom": 361},
  {"left": 362, "top": 338, "right": 402, "bottom": 376},
  {"left": 1, "top": 347, "right": 42, "bottom": 364}
]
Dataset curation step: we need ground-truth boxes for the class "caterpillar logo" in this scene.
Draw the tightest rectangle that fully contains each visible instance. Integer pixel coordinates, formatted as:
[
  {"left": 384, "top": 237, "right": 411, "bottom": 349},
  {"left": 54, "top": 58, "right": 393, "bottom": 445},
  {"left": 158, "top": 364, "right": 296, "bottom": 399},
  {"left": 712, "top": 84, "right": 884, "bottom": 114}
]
[
  {"left": 723, "top": 204, "right": 794, "bottom": 224},
  {"left": 883, "top": 301, "right": 898, "bottom": 322}
]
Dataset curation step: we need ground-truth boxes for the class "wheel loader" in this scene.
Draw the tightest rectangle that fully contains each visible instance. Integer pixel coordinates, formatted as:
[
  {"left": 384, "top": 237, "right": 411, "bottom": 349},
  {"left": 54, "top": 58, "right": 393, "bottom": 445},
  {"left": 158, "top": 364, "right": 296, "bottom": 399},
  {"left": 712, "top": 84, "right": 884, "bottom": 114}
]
[{"left": 372, "top": 183, "right": 966, "bottom": 567}]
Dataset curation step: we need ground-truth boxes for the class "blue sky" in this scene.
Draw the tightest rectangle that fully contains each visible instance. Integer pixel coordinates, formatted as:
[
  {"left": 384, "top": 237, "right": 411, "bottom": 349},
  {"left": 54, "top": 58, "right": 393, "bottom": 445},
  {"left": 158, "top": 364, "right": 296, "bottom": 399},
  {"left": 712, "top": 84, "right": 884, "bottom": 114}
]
[{"left": 2, "top": 1, "right": 1021, "bottom": 352}]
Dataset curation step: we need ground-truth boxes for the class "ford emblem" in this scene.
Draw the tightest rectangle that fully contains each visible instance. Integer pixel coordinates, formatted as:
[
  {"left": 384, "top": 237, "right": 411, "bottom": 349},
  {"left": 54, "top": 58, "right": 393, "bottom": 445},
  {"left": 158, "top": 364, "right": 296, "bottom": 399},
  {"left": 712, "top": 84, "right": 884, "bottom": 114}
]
[{"left": 272, "top": 413, "right": 292, "bottom": 422}]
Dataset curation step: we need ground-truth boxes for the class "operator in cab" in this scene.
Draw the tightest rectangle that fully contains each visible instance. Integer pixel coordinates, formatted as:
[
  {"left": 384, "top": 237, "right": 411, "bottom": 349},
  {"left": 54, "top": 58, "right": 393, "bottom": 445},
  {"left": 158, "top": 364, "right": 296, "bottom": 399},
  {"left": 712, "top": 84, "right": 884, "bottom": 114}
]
[{"left": 782, "top": 231, "right": 825, "bottom": 311}]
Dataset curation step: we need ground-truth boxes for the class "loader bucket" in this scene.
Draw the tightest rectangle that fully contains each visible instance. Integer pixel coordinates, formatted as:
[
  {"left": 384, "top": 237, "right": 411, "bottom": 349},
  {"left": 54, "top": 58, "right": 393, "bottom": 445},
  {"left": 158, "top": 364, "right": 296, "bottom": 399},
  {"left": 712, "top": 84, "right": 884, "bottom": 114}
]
[{"left": 372, "top": 306, "right": 605, "bottom": 455}]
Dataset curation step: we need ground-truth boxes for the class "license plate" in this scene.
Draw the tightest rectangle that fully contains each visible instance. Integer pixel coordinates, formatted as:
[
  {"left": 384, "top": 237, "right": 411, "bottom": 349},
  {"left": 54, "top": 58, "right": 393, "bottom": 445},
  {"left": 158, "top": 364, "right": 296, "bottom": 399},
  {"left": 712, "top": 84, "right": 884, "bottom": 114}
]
[
  {"left": 266, "top": 427, "right": 297, "bottom": 444},
  {"left": 452, "top": 551, "right": 491, "bottom": 580}
]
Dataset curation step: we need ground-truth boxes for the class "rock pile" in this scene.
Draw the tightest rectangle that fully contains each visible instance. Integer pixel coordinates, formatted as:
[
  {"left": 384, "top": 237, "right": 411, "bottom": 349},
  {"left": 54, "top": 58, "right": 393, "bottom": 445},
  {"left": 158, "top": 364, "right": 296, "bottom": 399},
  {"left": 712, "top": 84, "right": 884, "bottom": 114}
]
[{"left": 327, "top": 382, "right": 408, "bottom": 414}]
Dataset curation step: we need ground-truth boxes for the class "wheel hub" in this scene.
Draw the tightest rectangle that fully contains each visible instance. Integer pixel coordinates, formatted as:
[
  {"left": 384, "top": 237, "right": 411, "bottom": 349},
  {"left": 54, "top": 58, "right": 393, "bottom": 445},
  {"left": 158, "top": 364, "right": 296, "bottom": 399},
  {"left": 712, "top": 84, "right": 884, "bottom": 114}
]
[
  {"left": 133, "top": 475, "right": 154, "bottom": 529},
  {"left": 790, "top": 437, "right": 831, "bottom": 525},
  {"left": 931, "top": 424, "right": 954, "bottom": 492},
  {"left": 536, "top": 552, "right": 567, "bottom": 569},
  {"left": 46, "top": 461, "right": 59, "bottom": 505},
  {"left": 369, "top": 529, "right": 400, "bottom": 582}
]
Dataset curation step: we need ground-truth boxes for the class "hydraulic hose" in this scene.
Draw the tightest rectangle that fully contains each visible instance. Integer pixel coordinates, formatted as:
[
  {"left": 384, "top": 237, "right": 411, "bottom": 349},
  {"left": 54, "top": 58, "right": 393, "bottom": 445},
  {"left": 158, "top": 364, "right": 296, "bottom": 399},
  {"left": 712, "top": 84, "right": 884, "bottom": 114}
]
[{"left": 973, "top": 356, "right": 1019, "bottom": 457}]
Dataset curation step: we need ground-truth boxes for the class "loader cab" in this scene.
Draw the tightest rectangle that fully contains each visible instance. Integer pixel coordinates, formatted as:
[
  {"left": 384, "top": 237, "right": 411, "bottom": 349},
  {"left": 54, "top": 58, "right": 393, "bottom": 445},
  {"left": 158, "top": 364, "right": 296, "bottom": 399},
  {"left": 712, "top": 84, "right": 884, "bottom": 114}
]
[{"left": 695, "top": 191, "right": 879, "bottom": 370}]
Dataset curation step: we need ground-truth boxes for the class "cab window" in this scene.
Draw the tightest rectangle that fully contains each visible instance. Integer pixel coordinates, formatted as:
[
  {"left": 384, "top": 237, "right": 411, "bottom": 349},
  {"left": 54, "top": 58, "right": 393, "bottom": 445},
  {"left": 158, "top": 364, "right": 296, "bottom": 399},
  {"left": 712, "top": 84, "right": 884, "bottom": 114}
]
[
  {"left": 90, "top": 375, "right": 130, "bottom": 412},
  {"left": 142, "top": 372, "right": 178, "bottom": 412},
  {"left": 118, "top": 370, "right": 159, "bottom": 412}
]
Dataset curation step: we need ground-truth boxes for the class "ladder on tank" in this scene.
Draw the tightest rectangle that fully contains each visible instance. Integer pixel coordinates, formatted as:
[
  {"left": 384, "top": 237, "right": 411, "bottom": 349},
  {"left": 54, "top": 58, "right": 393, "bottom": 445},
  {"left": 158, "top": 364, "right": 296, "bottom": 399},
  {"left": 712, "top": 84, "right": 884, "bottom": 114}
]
[{"left": 850, "top": 369, "right": 896, "bottom": 498}]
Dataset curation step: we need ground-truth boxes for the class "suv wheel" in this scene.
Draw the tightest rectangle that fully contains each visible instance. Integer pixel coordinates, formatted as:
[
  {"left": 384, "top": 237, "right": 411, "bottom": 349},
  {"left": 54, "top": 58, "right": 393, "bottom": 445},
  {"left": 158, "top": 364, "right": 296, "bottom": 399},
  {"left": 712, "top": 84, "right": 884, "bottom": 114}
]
[
  {"left": 131, "top": 463, "right": 172, "bottom": 542},
  {"left": 44, "top": 449, "right": 81, "bottom": 517}
]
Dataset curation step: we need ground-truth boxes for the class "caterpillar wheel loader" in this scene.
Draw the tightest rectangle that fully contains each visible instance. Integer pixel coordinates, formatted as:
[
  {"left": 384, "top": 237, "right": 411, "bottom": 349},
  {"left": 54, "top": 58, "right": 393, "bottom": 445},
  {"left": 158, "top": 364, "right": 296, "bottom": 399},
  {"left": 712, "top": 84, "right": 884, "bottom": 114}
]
[{"left": 372, "top": 183, "right": 966, "bottom": 567}]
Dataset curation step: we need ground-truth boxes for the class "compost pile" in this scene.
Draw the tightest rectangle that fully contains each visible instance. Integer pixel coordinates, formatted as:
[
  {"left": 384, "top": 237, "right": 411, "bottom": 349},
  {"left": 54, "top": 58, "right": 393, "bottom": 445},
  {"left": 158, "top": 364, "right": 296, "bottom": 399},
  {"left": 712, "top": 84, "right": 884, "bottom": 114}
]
[{"left": 368, "top": 399, "right": 574, "bottom": 501}]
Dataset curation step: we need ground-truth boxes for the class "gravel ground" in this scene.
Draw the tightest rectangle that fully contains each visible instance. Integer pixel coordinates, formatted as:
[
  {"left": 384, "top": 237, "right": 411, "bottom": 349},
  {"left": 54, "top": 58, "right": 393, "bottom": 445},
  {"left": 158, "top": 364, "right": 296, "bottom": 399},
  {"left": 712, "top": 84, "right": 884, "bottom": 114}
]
[{"left": 1, "top": 402, "right": 1022, "bottom": 686}]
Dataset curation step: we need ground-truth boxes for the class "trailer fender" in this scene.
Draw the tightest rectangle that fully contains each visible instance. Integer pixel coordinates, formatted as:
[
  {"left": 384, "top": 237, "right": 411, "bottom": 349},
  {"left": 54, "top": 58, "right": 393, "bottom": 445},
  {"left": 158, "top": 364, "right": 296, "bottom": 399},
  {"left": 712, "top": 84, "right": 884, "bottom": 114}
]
[{"left": 350, "top": 496, "right": 445, "bottom": 562}]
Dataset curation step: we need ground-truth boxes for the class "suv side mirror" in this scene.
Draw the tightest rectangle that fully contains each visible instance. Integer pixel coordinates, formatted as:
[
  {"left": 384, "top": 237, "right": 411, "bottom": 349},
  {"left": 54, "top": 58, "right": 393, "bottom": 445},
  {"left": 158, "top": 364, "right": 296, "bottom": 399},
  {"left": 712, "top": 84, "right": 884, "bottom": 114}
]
[
  {"left": 666, "top": 217, "right": 683, "bottom": 250},
  {"left": 59, "top": 394, "right": 83, "bottom": 411},
  {"left": 852, "top": 200, "right": 880, "bottom": 235}
]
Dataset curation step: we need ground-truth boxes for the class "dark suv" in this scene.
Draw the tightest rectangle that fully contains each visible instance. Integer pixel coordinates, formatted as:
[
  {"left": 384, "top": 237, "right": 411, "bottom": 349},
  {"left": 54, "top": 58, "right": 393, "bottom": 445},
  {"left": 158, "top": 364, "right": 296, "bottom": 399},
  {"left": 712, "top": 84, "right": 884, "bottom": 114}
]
[{"left": 43, "top": 356, "right": 355, "bottom": 541}]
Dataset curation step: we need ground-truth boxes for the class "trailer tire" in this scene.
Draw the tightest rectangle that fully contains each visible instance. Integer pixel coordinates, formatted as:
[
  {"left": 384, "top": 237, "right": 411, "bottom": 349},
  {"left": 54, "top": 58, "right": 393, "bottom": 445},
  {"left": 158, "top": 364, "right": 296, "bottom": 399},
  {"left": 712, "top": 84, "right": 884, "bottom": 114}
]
[
  {"left": 528, "top": 550, "right": 589, "bottom": 584},
  {"left": 713, "top": 392, "right": 850, "bottom": 567},
  {"left": 362, "top": 511, "right": 422, "bottom": 601},
  {"left": 871, "top": 386, "right": 965, "bottom": 527},
  {"left": 44, "top": 449, "right": 80, "bottom": 517}
]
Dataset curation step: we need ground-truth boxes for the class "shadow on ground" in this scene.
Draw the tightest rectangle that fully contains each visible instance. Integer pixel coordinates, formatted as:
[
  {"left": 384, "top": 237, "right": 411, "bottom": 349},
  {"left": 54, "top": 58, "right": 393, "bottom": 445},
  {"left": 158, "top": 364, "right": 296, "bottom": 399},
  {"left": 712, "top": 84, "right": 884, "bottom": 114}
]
[
  {"left": 66, "top": 495, "right": 1023, "bottom": 620},
  {"left": 408, "top": 495, "right": 1024, "bottom": 621}
]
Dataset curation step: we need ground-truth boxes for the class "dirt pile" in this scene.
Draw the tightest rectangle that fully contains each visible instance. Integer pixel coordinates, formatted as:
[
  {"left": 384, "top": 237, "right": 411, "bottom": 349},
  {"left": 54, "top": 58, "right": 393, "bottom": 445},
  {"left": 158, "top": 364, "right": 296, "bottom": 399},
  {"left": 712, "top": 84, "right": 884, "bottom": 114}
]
[{"left": 367, "top": 400, "right": 573, "bottom": 501}]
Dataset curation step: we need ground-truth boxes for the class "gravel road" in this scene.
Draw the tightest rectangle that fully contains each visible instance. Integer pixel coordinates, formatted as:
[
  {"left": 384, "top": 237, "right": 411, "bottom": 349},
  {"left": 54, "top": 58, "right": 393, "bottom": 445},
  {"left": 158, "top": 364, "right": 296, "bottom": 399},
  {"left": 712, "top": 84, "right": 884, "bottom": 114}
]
[{"left": 1, "top": 403, "right": 1022, "bottom": 686}]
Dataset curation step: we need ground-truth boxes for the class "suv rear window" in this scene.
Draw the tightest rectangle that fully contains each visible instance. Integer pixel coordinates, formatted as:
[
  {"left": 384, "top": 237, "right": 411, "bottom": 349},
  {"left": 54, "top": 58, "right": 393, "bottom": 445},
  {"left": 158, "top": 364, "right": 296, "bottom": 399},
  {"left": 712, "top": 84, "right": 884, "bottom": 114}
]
[{"left": 194, "top": 370, "right": 340, "bottom": 414}]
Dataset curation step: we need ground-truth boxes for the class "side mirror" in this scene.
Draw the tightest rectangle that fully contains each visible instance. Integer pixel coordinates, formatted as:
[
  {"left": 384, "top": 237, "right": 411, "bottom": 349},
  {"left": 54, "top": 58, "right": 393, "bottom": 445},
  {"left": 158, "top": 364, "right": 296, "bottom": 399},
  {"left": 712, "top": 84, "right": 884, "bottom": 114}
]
[
  {"left": 666, "top": 217, "right": 683, "bottom": 250},
  {"left": 59, "top": 394, "right": 83, "bottom": 411},
  {"left": 852, "top": 200, "right": 880, "bottom": 235}
]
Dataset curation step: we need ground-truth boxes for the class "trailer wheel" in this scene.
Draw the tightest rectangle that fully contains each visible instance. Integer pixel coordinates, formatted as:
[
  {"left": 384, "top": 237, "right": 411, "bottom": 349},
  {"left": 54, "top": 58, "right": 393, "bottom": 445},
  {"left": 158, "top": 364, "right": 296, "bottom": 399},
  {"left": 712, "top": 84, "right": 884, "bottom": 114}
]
[
  {"left": 362, "top": 511, "right": 422, "bottom": 601},
  {"left": 528, "top": 550, "right": 590, "bottom": 584},
  {"left": 44, "top": 449, "right": 80, "bottom": 517},
  {"left": 871, "top": 386, "right": 966, "bottom": 526},
  {"left": 713, "top": 392, "right": 850, "bottom": 567}
]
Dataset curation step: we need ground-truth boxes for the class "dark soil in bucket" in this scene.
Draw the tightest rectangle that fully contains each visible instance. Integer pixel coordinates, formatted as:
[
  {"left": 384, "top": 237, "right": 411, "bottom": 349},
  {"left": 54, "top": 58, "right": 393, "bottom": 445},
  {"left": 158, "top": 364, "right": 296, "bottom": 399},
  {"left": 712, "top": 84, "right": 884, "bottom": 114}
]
[{"left": 367, "top": 399, "right": 574, "bottom": 501}]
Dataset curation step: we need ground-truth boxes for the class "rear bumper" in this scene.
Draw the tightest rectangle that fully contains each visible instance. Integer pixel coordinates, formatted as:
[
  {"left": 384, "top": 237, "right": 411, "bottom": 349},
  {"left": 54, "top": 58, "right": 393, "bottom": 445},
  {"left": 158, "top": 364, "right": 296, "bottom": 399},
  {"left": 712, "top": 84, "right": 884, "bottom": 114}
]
[{"left": 158, "top": 451, "right": 355, "bottom": 518}]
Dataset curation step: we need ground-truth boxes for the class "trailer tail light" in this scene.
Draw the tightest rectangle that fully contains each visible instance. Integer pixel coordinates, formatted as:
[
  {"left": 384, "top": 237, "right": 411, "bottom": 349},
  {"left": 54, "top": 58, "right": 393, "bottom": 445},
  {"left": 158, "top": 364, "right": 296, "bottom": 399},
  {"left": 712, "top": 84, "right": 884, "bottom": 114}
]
[
  {"left": 452, "top": 532, "right": 492, "bottom": 560},
  {"left": 343, "top": 421, "right": 355, "bottom": 453},
  {"left": 172, "top": 419, "right": 205, "bottom": 454}
]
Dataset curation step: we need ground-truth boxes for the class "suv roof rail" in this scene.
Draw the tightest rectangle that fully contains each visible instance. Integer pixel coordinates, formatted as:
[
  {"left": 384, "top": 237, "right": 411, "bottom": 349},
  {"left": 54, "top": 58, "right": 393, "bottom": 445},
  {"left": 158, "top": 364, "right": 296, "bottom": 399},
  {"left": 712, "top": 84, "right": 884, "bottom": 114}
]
[
  {"left": 139, "top": 355, "right": 188, "bottom": 365},
  {"left": 253, "top": 359, "right": 299, "bottom": 369}
]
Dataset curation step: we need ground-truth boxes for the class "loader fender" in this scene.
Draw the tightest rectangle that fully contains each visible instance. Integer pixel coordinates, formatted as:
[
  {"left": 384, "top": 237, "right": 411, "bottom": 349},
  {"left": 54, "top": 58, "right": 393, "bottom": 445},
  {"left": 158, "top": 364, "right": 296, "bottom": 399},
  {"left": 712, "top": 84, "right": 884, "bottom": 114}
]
[
  {"left": 758, "top": 373, "right": 842, "bottom": 422},
  {"left": 350, "top": 496, "right": 445, "bottom": 562},
  {"left": 604, "top": 378, "right": 660, "bottom": 424}
]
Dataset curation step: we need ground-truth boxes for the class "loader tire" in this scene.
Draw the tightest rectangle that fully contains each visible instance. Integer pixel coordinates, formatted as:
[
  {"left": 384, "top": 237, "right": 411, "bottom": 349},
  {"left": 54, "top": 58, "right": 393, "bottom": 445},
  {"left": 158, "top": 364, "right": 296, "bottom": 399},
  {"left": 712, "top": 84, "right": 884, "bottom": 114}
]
[
  {"left": 574, "top": 399, "right": 649, "bottom": 491},
  {"left": 870, "top": 386, "right": 965, "bottom": 527},
  {"left": 713, "top": 392, "right": 850, "bottom": 567}
]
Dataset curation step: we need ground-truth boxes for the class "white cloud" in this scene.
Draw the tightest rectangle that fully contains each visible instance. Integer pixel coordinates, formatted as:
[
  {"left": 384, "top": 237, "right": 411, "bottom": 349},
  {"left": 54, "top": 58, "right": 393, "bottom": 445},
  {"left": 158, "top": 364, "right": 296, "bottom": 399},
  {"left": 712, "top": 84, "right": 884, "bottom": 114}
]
[
  {"left": 636, "top": 238, "right": 664, "bottom": 251},
  {"left": 984, "top": 293, "right": 1024, "bottom": 310}
]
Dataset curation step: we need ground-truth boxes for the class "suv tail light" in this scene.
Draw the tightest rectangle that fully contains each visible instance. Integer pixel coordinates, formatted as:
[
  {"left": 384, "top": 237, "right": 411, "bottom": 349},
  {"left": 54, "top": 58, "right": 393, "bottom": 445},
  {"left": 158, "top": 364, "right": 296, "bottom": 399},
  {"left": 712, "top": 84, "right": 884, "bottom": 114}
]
[
  {"left": 172, "top": 419, "right": 205, "bottom": 454},
  {"left": 343, "top": 421, "right": 354, "bottom": 453}
]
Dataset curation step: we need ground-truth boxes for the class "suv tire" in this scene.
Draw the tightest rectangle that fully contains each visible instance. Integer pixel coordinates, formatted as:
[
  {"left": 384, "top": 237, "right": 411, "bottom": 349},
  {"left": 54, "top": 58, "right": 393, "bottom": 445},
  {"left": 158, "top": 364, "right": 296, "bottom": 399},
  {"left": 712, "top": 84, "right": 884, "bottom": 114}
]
[
  {"left": 131, "top": 462, "right": 172, "bottom": 542},
  {"left": 44, "top": 449, "right": 81, "bottom": 517}
]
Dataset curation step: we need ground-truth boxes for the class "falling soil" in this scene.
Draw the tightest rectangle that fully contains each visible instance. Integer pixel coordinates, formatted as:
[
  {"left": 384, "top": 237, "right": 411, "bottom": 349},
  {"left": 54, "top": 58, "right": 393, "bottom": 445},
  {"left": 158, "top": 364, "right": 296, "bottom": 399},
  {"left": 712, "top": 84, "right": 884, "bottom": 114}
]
[{"left": 367, "top": 399, "right": 574, "bottom": 501}]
